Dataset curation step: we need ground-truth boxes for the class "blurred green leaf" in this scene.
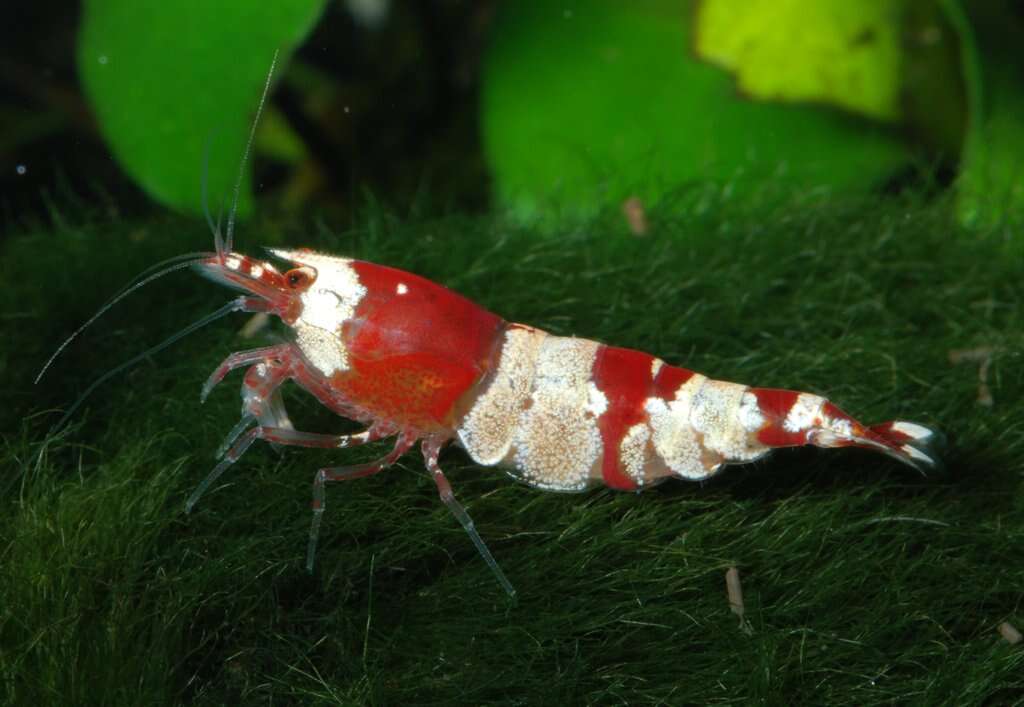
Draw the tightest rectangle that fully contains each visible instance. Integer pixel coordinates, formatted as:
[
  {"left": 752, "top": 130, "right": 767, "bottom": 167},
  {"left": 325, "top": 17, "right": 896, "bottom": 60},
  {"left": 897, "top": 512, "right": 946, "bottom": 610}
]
[
  {"left": 77, "top": 0, "right": 326, "bottom": 219},
  {"left": 900, "top": 0, "right": 967, "bottom": 160},
  {"left": 482, "top": 0, "right": 909, "bottom": 226},
  {"left": 943, "top": 0, "right": 1024, "bottom": 229},
  {"left": 695, "top": 0, "right": 905, "bottom": 122},
  {"left": 257, "top": 107, "right": 309, "bottom": 164}
]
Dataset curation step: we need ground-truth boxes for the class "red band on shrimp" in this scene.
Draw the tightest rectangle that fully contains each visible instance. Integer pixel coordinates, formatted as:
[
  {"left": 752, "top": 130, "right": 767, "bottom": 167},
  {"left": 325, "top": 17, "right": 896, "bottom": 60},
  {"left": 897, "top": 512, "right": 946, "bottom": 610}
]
[
  {"left": 592, "top": 345, "right": 660, "bottom": 490},
  {"left": 652, "top": 363, "right": 695, "bottom": 400},
  {"left": 751, "top": 388, "right": 807, "bottom": 446}
]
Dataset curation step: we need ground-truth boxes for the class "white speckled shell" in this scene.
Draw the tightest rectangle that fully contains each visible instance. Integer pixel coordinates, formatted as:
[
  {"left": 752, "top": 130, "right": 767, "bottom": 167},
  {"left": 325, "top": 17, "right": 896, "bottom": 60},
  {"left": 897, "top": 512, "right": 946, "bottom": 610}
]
[{"left": 457, "top": 325, "right": 775, "bottom": 490}]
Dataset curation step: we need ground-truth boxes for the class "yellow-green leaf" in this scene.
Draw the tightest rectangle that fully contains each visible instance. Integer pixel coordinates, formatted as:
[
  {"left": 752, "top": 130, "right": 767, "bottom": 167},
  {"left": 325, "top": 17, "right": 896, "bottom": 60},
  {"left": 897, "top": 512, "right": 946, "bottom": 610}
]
[
  {"left": 695, "top": 0, "right": 905, "bottom": 121},
  {"left": 482, "top": 0, "right": 910, "bottom": 227}
]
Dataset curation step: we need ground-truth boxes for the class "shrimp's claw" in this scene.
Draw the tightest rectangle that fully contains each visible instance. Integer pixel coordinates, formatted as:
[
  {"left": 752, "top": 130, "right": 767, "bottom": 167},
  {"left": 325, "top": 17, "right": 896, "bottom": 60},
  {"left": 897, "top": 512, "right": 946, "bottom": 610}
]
[{"left": 201, "top": 344, "right": 291, "bottom": 403}]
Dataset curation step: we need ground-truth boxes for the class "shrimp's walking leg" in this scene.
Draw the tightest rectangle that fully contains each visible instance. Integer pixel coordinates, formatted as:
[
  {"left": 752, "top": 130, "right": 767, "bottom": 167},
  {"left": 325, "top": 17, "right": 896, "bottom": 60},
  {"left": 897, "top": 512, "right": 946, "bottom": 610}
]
[
  {"left": 213, "top": 352, "right": 302, "bottom": 457},
  {"left": 200, "top": 343, "right": 294, "bottom": 402},
  {"left": 186, "top": 426, "right": 381, "bottom": 513},
  {"left": 422, "top": 440, "right": 516, "bottom": 598},
  {"left": 307, "top": 432, "right": 418, "bottom": 571}
]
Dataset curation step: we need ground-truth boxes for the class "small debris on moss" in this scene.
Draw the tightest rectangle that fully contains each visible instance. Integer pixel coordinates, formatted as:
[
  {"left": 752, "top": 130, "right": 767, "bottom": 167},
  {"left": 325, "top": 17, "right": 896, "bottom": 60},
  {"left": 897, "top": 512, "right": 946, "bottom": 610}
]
[
  {"left": 948, "top": 346, "right": 995, "bottom": 406},
  {"left": 621, "top": 196, "right": 648, "bottom": 236},
  {"left": 998, "top": 621, "right": 1022, "bottom": 645}
]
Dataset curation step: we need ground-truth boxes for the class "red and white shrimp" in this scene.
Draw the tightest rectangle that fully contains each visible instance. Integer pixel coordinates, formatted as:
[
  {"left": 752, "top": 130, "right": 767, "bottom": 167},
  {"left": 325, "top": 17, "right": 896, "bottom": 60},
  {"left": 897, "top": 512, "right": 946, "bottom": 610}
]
[
  {"left": 41, "top": 57, "right": 940, "bottom": 598},
  {"left": 178, "top": 246, "right": 940, "bottom": 597}
]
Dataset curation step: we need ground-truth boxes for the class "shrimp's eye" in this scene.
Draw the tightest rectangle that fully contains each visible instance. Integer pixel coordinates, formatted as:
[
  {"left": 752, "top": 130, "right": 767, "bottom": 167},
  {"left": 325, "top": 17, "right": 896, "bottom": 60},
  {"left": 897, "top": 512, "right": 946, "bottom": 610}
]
[{"left": 284, "top": 266, "right": 316, "bottom": 290}]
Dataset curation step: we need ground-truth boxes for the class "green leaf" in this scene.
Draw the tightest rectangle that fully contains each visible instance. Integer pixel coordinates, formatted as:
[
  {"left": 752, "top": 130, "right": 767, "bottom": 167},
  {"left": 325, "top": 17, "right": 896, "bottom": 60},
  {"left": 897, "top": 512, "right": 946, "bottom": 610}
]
[
  {"left": 695, "top": 0, "right": 906, "bottom": 122},
  {"left": 943, "top": 0, "right": 1024, "bottom": 229},
  {"left": 77, "top": 0, "right": 326, "bottom": 219},
  {"left": 482, "top": 1, "right": 909, "bottom": 226}
]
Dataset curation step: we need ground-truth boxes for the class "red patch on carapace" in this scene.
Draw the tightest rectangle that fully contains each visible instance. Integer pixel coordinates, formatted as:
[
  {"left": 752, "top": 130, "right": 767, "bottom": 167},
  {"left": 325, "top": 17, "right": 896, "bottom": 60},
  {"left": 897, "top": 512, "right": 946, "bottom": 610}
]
[
  {"left": 332, "top": 353, "right": 481, "bottom": 431},
  {"left": 335, "top": 261, "right": 504, "bottom": 431},
  {"left": 592, "top": 346, "right": 662, "bottom": 490},
  {"left": 750, "top": 388, "right": 807, "bottom": 447}
]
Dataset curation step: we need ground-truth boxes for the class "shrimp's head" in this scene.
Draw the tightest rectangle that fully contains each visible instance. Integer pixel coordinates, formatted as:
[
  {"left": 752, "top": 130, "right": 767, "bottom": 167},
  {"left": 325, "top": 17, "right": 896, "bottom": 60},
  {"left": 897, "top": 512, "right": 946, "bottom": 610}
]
[{"left": 195, "top": 249, "right": 366, "bottom": 332}]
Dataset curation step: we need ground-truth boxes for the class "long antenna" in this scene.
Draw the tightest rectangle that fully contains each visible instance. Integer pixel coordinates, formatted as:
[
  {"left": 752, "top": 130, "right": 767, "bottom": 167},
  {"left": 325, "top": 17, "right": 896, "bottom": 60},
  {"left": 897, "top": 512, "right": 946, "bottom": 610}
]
[
  {"left": 38, "top": 51, "right": 282, "bottom": 420},
  {"left": 34, "top": 253, "right": 213, "bottom": 385},
  {"left": 48, "top": 298, "right": 247, "bottom": 433},
  {"left": 223, "top": 49, "right": 279, "bottom": 257}
]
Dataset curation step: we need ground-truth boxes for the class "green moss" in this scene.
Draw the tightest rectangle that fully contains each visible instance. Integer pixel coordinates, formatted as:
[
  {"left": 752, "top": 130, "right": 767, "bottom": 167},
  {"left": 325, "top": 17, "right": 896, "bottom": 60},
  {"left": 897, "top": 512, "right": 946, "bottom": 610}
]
[{"left": 3, "top": 190, "right": 1022, "bottom": 704}]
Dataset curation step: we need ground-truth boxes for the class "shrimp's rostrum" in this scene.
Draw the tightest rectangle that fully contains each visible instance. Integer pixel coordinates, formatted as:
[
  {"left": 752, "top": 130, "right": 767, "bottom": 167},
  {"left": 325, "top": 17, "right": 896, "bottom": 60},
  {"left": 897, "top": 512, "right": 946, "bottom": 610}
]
[{"left": 187, "top": 247, "right": 941, "bottom": 596}]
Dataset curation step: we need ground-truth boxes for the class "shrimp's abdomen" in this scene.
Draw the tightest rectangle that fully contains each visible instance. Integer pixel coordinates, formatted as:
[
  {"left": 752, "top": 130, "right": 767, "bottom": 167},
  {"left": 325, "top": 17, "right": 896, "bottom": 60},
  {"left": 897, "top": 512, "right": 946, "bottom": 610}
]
[
  {"left": 456, "top": 327, "right": 938, "bottom": 492},
  {"left": 455, "top": 327, "right": 766, "bottom": 491}
]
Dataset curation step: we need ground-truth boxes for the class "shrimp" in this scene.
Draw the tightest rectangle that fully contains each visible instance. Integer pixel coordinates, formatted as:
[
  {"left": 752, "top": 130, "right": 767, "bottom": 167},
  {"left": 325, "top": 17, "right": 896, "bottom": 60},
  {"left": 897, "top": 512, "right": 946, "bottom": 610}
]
[
  {"left": 181, "top": 248, "right": 940, "bottom": 598},
  {"left": 40, "top": 56, "right": 941, "bottom": 599}
]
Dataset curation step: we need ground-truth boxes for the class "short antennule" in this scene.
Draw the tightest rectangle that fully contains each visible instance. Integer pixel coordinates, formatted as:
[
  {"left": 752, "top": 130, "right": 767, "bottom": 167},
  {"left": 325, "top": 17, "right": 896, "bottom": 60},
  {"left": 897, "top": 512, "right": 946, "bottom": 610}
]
[
  {"left": 201, "top": 131, "right": 224, "bottom": 258},
  {"left": 223, "top": 49, "right": 280, "bottom": 257}
]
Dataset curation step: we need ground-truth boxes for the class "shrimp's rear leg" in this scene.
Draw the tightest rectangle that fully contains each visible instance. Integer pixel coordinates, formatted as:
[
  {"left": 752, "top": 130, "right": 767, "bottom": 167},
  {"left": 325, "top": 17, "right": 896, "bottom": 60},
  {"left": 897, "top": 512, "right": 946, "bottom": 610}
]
[
  {"left": 307, "top": 432, "right": 418, "bottom": 571},
  {"left": 422, "top": 440, "right": 516, "bottom": 598}
]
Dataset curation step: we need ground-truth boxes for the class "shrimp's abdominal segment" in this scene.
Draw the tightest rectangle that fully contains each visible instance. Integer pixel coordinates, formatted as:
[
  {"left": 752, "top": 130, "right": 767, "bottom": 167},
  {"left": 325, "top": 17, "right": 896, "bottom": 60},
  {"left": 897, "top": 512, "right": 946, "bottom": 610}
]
[{"left": 457, "top": 328, "right": 604, "bottom": 491}]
